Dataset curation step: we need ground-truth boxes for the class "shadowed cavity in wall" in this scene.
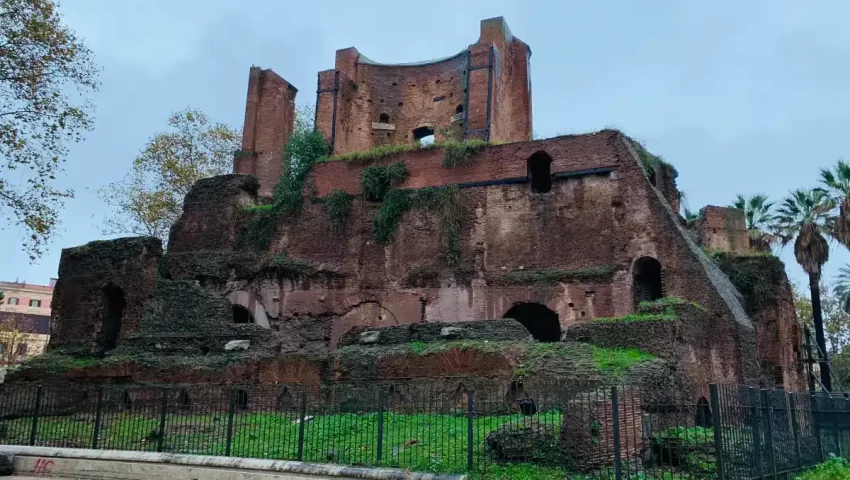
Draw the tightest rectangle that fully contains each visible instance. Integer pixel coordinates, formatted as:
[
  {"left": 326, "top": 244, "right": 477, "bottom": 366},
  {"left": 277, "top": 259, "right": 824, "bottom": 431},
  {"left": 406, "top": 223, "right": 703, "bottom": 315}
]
[
  {"left": 99, "top": 285, "right": 126, "bottom": 356},
  {"left": 528, "top": 151, "right": 552, "bottom": 193},
  {"left": 503, "top": 302, "right": 560, "bottom": 342},
  {"left": 633, "top": 257, "right": 663, "bottom": 307}
]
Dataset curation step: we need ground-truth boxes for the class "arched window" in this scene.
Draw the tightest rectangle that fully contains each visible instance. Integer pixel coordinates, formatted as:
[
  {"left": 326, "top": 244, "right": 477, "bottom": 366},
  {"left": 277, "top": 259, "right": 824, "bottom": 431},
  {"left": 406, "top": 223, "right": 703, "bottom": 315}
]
[
  {"left": 633, "top": 257, "right": 663, "bottom": 307},
  {"left": 233, "top": 305, "right": 253, "bottom": 324},
  {"left": 455, "top": 104, "right": 464, "bottom": 115},
  {"left": 379, "top": 113, "right": 390, "bottom": 123},
  {"left": 100, "top": 285, "right": 126, "bottom": 354},
  {"left": 413, "top": 126, "right": 435, "bottom": 146},
  {"left": 527, "top": 151, "right": 553, "bottom": 193},
  {"left": 503, "top": 303, "right": 561, "bottom": 342}
]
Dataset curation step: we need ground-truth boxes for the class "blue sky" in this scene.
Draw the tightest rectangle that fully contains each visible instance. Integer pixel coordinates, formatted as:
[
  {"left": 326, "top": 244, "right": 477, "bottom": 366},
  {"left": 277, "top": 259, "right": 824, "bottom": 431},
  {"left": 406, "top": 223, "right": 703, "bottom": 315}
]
[{"left": 2, "top": 0, "right": 849, "bottom": 291}]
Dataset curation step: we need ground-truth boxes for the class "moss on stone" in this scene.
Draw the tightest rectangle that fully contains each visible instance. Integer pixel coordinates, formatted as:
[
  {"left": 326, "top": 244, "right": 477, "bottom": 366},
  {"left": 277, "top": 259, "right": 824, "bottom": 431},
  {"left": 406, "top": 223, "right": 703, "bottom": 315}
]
[
  {"left": 708, "top": 251, "right": 786, "bottom": 311},
  {"left": 488, "top": 266, "right": 614, "bottom": 286}
]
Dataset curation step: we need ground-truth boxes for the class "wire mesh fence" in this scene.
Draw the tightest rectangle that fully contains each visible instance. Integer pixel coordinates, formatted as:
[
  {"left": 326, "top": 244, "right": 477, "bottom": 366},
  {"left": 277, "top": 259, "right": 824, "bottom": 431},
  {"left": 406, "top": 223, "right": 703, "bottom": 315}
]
[{"left": 0, "top": 380, "right": 846, "bottom": 479}]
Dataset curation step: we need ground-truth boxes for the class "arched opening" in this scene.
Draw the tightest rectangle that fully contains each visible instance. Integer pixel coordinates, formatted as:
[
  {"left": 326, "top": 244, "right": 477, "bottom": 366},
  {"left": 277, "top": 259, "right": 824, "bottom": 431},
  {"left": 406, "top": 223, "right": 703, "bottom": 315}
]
[
  {"left": 100, "top": 285, "right": 126, "bottom": 355},
  {"left": 455, "top": 384, "right": 468, "bottom": 410},
  {"left": 232, "top": 304, "right": 253, "bottom": 324},
  {"left": 235, "top": 389, "right": 249, "bottom": 410},
  {"left": 527, "top": 151, "right": 553, "bottom": 193},
  {"left": 503, "top": 303, "right": 561, "bottom": 342},
  {"left": 695, "top": 397, "right": 712, "bottom": 428},
  {"left": 387, "top": 384, "right": 402, "bottom": 408},
  {"left": 177, "top": 389, "right": 191, "bottom": 411},
  {"left": 648, "top": 167, "right": 657, "bottom": 187},
  {"left": 379, "top": 113, "right": 390, "bottom": 123},
  {"left": 277, "top": 388, "right": 293, "bottom": 412},
  {"left": 413, "top": 126, "right": 435, "bottom": 146},
  {"left": 633, "top": 257, "right": 663, "bottom": 307},
  {"left": 121, "top": 390, "right": 132, "bottom": 411},
  {"left": 455, "top": 104, "right": 464, "bottom": 115},
  {"left": 506, "top": 380, "right": 525, "bottom": 403}
]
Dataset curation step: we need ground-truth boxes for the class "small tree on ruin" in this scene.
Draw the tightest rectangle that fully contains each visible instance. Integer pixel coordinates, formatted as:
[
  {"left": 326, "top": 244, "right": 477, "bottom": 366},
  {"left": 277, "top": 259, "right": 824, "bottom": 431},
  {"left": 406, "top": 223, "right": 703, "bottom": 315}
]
[
  {"left": 731, "top": 193, "right": 776, "bottom": 252},
  {"left": 98, "top": 108, "right": 240, "bottom": 243},
  {"left": 0, "top": 0, "right": 99, "bottom": 260}
]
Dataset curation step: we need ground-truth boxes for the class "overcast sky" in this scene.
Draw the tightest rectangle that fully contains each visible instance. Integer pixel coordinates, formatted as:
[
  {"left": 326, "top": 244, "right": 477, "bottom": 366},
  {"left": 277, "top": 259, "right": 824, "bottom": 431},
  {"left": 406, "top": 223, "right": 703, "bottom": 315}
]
[{"left": 2, "top": 0, "right": 849, "bottom": 292}]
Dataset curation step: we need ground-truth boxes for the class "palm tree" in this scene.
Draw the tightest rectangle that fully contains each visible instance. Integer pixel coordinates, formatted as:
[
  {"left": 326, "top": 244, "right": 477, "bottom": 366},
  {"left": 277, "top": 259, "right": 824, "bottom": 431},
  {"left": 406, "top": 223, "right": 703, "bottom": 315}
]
[
  {"left": 819, "top": 159, "right": 850, "bottom": 247},
  {"left": 834, "top": 264, "right": 850, "bottom": 315},
  {"left": 774, "top": 188, "right": 835, "bottom": 390},
  {"left": 731, "top": 193, "right": 775, "bottom": 251}
]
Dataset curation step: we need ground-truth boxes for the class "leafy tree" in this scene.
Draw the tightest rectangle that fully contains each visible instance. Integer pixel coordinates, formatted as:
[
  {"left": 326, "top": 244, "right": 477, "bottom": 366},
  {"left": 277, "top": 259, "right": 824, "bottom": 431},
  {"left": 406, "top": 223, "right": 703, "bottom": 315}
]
[
  {"left": 0, "top": 0, "right": 99, "bottom": 260},
  {"left": 775, "top": 188, "right": 835, "bottom": 390},
  {"left": 731, "top": 193, "right": 775, "bottom": 251},
  {"left": 819, "top": 159, "right": 850, "bottom": 248},
  {"left": 98, "top": 108, "right": 240, "bottom": 243},
  {"left": 272, "top": 105, "right": 328, "bottom": 216}
]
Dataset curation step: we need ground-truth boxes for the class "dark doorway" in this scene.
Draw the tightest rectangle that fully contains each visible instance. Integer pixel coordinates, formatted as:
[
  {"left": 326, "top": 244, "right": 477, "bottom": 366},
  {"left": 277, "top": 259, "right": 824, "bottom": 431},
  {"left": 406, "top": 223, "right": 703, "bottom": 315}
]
[
  {"left": 527, "top": 151, "right": 553, "bottom": 193},
  {"left": 277, "top": 388, "right": 293, "bottom": 412},
  {"left": 177, "top": 390, "right": 191, "bottom": 411},
  {"left": 455, "top": 104, "right": 464, "bottom": 115},
  {"left": 695, "top": 397, "right": 712, "bottom": 428},
  {"left": 235, "top": 389, "right": 249, "bottom": 410},
  {"left": 379, "top": 113, "right": 390, "bottom": 123},
  {"left": 100, "top": 285, "right": 126, "bottom": 355},
  {"left": 503, "top": 303, "right": 561, "bottom": 342},
  {"left": 648, "top": 167, "right": 657, "bottom": 187},
  {"left": 633, "top": 257, "right": 663, "bottom": 307},
  {"left": 233, "top": 305, "right": 253, "bottom": 324},
  {"left": 121, "top": 390, "right": 133, "bottom": 411}
]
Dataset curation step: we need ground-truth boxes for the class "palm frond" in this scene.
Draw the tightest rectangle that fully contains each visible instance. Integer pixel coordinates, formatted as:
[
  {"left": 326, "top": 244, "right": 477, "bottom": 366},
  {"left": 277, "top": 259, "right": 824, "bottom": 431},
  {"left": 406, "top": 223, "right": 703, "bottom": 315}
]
[{"left": 776, "top": 188, "right": 833, "bottom": 274}]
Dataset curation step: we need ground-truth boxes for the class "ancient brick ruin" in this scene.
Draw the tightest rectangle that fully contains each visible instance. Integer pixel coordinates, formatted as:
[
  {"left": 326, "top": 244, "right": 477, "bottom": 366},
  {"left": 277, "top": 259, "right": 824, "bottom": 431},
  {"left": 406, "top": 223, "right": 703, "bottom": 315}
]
[{"left": 12, "top": 17, "right": 804, "bottom": 401}]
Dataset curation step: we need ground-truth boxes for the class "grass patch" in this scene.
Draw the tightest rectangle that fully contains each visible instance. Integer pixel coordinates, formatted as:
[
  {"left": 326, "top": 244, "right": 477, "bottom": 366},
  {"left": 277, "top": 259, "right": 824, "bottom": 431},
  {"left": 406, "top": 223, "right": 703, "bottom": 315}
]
[
  {"left": 3, "top": 409, "right": 564, "bottom": 477},
  {"left": 488, "top": 266, "right": 614, "bottom": 286},
  {"left": 591, "top": 347, "right": 656, "bottom": 378},
  {"left": 796, "top": 456, "right": 850, "bottom": 480},
  {"left": 653, "top": 426, "right": 714, "bottom": 447},
  {"left": 592, "top": 312, "right": 677, "bottom": 323}
]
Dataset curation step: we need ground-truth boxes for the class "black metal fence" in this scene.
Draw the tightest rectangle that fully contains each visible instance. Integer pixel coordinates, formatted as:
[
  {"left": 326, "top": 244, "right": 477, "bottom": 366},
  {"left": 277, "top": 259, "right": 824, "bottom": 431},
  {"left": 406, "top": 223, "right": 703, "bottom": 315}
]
[{"left": 0, "top": 381, "right": 846, "bottom": 479}]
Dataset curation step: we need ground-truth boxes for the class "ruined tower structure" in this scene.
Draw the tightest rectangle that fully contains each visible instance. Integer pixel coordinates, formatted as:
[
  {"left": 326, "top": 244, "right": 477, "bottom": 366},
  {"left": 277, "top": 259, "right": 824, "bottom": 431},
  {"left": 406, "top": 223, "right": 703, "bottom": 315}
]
[{"left": 19, "top": 18, "right": 804, "bottom": 400}]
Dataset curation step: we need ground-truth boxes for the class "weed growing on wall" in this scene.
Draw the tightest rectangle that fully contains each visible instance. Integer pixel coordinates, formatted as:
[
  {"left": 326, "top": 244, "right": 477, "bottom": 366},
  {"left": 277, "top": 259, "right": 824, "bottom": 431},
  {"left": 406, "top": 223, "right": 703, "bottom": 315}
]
[
  {"left": 373, "top": 189, "right": 413, "bottom": 244},
  {"left": 322, "top": 139, "right": 488, "bottom": 167},
  {"left": 442, "top": 139, "right": 487, "bottom": 167},
  {"left": 236, "top": 207, "right": 275, "bottom": 250},
  {"left": 360, "top": 162, "right": 409, "bottom": 201},
  {"left": 323, "top": 189, "right": 352, "bottom": 233}
]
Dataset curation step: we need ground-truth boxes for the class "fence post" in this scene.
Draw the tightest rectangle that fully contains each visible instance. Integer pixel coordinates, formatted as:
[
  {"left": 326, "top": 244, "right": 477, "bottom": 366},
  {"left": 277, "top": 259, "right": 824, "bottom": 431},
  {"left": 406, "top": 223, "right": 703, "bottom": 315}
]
[
  {"left": 91, "top": 386, "right": 104, "bottom": 449},
  {"left": 28, "top": 385, "right": 42, "bottom": 446},
  {"left": 751, "top": 388, "right": 764, "bottom": 479},
  {"left": 466, "top": 390, "right": 474, "bottom": 472},
  {"left": 611, "top": 386, "right": 622, "bottom": 480},
  {"left": 225, "top": 389, "right": 236, "bottom": 456},
  {"left": 297, "top": 392, "right": 307, "bottom": 462},
  {"left": 709, "top": 384, "right": 725, "bottom": 480},
  {"left": 788, "top": 393, "right": 803, "bottom": 472},
  {"left": 156, "top": 388, "right": 168, "bottom": 453},
  {"left": 761, "top": 389, "right": 776, "bottom": 479},
  {"left": 812, "top": 392, "right": 825, "bottom": 462},
  {"left": 376, "top": 391, "right": 384, "bottom": 466}
]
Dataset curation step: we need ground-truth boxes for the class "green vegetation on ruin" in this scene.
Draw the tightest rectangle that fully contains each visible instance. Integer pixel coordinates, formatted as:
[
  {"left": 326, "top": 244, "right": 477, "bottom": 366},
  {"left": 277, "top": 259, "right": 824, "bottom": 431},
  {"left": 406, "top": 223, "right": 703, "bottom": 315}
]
[
  {"left": 592, "top": 312, "right": 678, "bottom": 324},
  {"left": 591, "top": 346, "right": 657, "bottom": 378},
  {"left": 323, "top": 189, "right": 353, "bottom": 233},
  {"left": 320, "top": 139, "right": 488, "bottom": 168},
  {"left": 487, "top": 266, "right": 615, "bottom": 286},
  {"left": 268, "top": 252, "right": 317, "bottom": 277},
  {"left": 360, "top": 162, "right": 410, "bottom": 201},
  {"left": 707, "top": 250, "right": 785, "bottom": 311}
]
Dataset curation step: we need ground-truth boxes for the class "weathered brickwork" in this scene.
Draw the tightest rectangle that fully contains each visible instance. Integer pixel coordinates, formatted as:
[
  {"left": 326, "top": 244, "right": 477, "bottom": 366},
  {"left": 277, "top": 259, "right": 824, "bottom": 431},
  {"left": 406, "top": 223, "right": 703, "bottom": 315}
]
[{"left": 26, "top": 16, "right": 804, "bottom": 397}]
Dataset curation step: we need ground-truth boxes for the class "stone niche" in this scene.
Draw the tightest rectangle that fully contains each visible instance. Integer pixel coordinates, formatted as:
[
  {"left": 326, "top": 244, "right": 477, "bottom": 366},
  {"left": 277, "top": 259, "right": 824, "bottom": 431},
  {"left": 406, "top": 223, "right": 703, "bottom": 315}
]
[{"left": 49, "top": 236, "right": 162, "bottom": 355}]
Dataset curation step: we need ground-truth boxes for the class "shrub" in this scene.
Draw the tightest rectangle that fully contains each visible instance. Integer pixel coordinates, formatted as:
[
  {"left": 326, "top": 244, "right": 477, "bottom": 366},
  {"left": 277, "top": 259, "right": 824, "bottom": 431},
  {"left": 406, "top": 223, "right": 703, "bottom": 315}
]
[
  {"left": 324, "top": 190, "right": 352, "bottom": 233},
  {"left": 360, "top": 162, "right": 409, "bottom": 201}
]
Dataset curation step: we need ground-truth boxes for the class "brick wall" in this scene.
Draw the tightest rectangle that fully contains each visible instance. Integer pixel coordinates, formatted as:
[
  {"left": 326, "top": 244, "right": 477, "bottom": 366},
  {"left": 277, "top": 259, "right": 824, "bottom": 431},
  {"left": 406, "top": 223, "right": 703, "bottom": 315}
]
[
  {"left": 695, "top": 206, "right": 750, "bottom": 253},
  {"left": 235, "top": 67, "right": 297, "bottom": 197}
]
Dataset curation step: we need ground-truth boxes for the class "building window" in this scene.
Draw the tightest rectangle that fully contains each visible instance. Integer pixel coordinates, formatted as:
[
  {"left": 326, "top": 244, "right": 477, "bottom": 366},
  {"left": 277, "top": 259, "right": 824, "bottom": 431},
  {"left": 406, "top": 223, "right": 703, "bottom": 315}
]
[
  {"left": 413, "top": 126, "right": 435, "bottom": 146},
  {"left": 527, "top": 151, "right": 553, "bottom": 193},
  {"left": 29, "top": 299, "right": 41, "bottom": 308},
  {"left": 0, "top": 344, "right": 6, "bottom": 354},
  {"left": 379, "top": 113, "right": 390, "bottom": 123},
  {"left": 7, "top": 297, "right": 18, "bottom": 305}
]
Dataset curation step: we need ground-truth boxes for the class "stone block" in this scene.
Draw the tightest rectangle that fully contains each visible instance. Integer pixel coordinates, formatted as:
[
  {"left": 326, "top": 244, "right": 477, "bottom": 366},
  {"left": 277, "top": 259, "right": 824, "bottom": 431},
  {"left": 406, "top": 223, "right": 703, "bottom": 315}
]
[{"left": 224, "top": 340, "right": 251, "bottom": 351}]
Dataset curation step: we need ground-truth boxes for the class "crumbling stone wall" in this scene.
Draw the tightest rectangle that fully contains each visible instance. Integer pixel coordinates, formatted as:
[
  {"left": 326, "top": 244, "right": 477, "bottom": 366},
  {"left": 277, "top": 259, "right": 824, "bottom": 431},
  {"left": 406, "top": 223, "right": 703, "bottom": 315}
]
[
  {"left": 50, "top": 237, "right": 161, "bottom": 355},
  {"left": 315, "top": 17, "right": 531, "bottom": 157},
  {"left": 695, "top": 206, "right": 750, "bottom": 254}
]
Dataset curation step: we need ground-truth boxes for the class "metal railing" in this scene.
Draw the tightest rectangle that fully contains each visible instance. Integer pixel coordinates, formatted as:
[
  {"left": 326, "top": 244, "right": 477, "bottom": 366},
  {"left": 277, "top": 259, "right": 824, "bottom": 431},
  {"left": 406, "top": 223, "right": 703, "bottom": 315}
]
[{"left": 0, "top": 380, "right": 846, "bottom": 479}]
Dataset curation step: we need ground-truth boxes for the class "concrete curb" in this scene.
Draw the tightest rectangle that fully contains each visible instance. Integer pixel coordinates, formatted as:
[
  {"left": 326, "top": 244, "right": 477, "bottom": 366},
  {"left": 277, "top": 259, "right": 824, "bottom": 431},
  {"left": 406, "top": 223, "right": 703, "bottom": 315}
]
[{"left": 0, "top": 446, "right": 466, "bottom": 480}]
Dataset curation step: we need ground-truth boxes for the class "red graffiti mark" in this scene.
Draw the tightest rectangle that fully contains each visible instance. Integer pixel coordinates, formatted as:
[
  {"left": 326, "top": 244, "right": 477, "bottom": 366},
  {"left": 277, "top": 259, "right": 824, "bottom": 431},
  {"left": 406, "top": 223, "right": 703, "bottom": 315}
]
[{"left": 31, "top": 458, "right": 54, "bottom": 474}]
